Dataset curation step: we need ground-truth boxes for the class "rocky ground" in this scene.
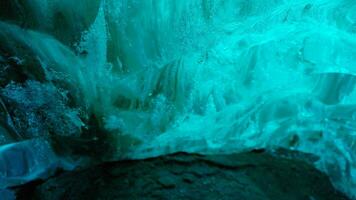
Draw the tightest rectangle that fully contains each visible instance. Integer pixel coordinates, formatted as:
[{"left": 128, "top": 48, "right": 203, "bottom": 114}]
[{"left": 14, "top": 149, "right": 350, "bottom": 200}]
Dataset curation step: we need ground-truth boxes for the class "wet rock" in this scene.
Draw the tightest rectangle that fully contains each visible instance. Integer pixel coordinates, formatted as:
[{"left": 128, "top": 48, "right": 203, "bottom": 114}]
[{"left": 14, "top": 149, "right": 350, "bottom": 200}]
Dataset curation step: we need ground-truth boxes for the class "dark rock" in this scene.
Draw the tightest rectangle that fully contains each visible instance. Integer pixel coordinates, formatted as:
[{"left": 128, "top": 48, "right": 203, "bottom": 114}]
[
  {"left": 182, "top": 173, "right": 195, "bottom": 183},
  {"left": 14, "top": 149, "right": 350, "bottom": 200},
  {"left": 157, "top": 174, "right": 177, "bottom": 189}
]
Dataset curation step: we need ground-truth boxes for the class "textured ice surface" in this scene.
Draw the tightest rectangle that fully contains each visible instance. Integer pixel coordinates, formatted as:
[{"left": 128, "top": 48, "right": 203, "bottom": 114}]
[
  {"left": 0, "top": 139, "right": 75, "bottom": 188},
  {"left": 0, "top": 0, "right": 355, "bottom": 198}
]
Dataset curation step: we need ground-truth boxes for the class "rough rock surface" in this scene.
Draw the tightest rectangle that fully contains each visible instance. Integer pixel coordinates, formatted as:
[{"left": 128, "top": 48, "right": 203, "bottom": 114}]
[{"left": 14, "top": 149, "right": 349, "bottom": 200}]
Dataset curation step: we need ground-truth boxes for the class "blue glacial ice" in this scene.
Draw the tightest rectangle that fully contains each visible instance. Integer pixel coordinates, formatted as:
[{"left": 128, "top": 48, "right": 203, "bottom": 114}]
[{"left": 0, "top": 0, "right": 355, "bottom": 198}]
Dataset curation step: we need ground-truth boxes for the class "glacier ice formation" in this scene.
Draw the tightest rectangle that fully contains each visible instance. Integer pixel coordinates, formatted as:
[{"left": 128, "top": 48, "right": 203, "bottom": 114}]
[{"left": 0, "top": 0, "right": 355, "bottom": 198}]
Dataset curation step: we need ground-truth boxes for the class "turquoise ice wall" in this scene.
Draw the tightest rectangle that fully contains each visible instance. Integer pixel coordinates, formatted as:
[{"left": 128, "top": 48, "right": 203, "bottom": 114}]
[{"left": 0, "top": 0, "right": 355, "bottom": 198}]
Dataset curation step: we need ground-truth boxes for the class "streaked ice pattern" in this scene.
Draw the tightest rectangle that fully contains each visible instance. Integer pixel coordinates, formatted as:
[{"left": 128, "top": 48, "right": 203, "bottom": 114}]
[{"left": 0, "top": 0, "right": 355, "bottom": 198}]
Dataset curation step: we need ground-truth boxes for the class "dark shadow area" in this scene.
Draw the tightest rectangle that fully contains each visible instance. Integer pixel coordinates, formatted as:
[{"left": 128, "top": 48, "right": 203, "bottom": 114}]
[{"left": 14, "top": 149, "right": 350, "bottom": 200}]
